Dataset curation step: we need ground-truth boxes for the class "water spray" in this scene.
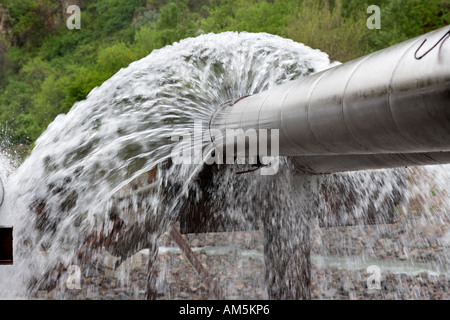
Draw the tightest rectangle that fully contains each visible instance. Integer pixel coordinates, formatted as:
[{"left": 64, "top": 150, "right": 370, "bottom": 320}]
[{"left": 0, "top": 26, "right": 449, "bottom": 300}]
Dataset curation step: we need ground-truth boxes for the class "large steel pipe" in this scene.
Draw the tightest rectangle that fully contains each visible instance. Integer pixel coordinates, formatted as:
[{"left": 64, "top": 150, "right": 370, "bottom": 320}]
[
  {"left": 210, "top": 26, "right": 450, "bottom": 173},
  {"left": 292, "top": 151, "right": 450, "bottom": 175}
]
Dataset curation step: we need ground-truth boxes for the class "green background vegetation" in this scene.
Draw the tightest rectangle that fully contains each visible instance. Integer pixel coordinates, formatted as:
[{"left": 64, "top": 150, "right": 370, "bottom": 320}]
[{"left": 0, "top": 0, "right": 449, "bottom": 156}]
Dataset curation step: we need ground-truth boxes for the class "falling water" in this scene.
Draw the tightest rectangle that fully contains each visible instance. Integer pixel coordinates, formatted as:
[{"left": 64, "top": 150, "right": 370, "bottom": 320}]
[
  {"left": 0, "top": 32, "right": 332, "bottom": 298},
  {"left": 0, "top": 32, "right": 448, "bottom": 300}
]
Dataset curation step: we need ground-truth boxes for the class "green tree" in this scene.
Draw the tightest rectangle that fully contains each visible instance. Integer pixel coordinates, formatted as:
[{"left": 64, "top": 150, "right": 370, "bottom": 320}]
[
  {"left": 370, "top": 0, "right": 450, "bottom": 50},
  {"left": 286, "top": 0, "right": 371, "bottom": 62}
]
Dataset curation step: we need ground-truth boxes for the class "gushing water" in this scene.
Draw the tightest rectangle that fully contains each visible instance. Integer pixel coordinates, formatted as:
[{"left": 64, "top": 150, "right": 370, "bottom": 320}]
[
  {"left": 0, "top": 32, "right": 448, "bottom": 300},
  {"left": 0, "top": 32, "right": 332, "bottom": 298}
]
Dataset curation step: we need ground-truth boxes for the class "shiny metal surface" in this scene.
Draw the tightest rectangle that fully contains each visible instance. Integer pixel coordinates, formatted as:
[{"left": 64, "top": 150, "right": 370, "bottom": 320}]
[{"left": 210, "top": 26, "right": 450, "bottom": 173}]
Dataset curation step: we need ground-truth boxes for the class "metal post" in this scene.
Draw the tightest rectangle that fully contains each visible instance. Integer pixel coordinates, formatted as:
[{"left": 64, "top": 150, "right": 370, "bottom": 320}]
[
  {"left": 259, "top": 174, "right": 315, "bottom": 300},
  {"left": 263, "top": 211, "right": 311, "bottom": 300},
  {"left": 209, "top": 26, "right": 450, "bottom": 174},
  {"left": 146, "top": 234, "right": 159, "bottom": 300}
]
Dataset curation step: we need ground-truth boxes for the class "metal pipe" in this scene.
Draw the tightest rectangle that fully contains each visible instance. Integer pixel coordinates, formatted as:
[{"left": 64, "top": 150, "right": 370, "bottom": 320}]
[
  {"left": 292, "top": 151, "right": 450, "bottom": 175},
  {"left": 210, "top": 26, "right": 450, "bottom": 173}
]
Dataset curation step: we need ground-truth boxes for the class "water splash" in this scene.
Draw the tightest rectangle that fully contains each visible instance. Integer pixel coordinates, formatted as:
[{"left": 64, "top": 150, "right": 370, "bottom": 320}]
[
  {"left": 0, "top": 32, "right": 333, "bottom": 298},
  {"left": 0, "top": 31, "right": 448, "bottom": 300},
  {"left": 311, "top": 165, "right": 450, "bottom": 299}
]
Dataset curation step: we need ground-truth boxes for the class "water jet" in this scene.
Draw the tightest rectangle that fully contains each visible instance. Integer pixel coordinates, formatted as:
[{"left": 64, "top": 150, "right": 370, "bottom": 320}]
[{"left": 0, "top": 27, "right": 449, "bottom": 300}]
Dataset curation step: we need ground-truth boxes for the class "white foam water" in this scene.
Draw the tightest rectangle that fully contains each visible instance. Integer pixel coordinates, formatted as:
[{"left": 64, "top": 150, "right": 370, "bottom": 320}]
[
  {"left": 0, "top": 31, "right": 448, "bottom": 300},
  {"left": 0, "top": 32, "right": 334, "bottom": 298}
]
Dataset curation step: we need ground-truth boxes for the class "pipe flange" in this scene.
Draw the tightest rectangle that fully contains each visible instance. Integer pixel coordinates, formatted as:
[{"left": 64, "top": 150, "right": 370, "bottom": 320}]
[{"left": 208, "top": 95, "right": 251, "bottom": 143}]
